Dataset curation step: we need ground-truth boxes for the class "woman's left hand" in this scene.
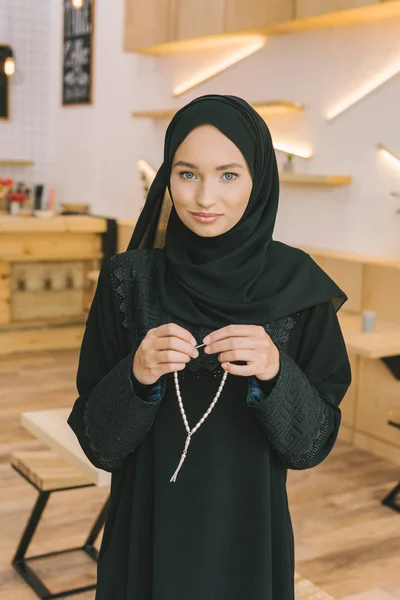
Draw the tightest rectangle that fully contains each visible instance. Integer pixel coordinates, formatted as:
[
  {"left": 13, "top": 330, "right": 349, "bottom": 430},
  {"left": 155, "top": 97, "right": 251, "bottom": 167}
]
[{"left": 203, "top": 325, "right": 280, "bottom": 381}]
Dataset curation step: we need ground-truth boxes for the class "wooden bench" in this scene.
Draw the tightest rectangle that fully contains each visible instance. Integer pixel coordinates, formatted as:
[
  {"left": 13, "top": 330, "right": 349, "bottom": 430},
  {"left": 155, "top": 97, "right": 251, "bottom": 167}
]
[
  {"left": 381, "top": 411, "right": 400, "bottom": 513},
  {"left": 11, "top": 450, "right": 109, "bottom": 600}
]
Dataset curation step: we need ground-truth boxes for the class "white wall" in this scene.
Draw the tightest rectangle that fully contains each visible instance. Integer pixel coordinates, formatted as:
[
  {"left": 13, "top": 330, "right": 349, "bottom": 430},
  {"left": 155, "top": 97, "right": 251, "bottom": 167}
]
[
  {"left": 2, "top": 1, "right": 400, "bottom": 256},
  {"left": 149, "top": 19, "right": 400, "bottom": 257},
  {"left": 0, "top": 0, "right": 52, "bottom": 190}
]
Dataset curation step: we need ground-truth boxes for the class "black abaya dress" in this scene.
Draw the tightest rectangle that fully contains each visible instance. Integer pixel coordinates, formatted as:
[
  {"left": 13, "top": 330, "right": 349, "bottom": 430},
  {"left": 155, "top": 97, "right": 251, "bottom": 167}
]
[{"left": 67, "top": 248, "right": 351, "bottom": 600}]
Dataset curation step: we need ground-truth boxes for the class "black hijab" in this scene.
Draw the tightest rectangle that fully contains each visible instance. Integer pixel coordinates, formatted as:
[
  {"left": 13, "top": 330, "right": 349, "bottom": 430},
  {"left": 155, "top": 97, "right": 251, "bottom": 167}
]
[{"left": 128, "top": 94, "right": 347, "bottom": 328}]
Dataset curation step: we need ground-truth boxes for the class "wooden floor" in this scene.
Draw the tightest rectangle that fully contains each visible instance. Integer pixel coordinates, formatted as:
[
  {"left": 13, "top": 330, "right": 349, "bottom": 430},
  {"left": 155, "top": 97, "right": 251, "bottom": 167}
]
[{"left": 0, "top": 350, "right": 400, "bottom": 599}]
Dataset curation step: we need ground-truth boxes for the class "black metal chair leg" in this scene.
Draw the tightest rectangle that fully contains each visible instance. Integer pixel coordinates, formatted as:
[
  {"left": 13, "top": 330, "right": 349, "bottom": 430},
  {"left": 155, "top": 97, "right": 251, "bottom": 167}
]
[
  {"left": 382, "top": 481, "right": 400, "bottom": 512},
  {"left": 12, "top": 490, "right": 51, "bottom": 563},
  {"left": 11, "top": 486, "right": 108, "bottom": 598},
  {"left": 83, "top": 496, "right": 109, "bottom": 560}
]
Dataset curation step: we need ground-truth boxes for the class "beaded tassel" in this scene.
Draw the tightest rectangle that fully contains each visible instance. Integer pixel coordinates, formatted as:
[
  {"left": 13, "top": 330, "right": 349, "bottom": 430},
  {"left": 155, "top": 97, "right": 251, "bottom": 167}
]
[
  {"left": 170, "top": 367, "right": 228, "bottom": 483},
  {"left": 170, "top": 434, "right": 192, "bottom": 483}
]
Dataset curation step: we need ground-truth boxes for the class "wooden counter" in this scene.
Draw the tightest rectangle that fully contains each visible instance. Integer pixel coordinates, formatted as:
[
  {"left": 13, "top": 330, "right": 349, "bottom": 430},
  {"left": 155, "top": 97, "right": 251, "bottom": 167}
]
[
  {"left": 0, "top": 215, "right": 107, "bottom": 354},
  {"left": 0, "top": 214, "right": 106, "bottom": 234},
  {"left": 337, "top": 313, "right": 400, "bottom": 466},
  {"left": 297, "top": 247, "right": 400, "bottom": 466},
  {"left": 339, "top": 313, "right": 400, "bottom": 359},
  {"left": 299, "top": 245, "right": 400, "bottom": 324}
]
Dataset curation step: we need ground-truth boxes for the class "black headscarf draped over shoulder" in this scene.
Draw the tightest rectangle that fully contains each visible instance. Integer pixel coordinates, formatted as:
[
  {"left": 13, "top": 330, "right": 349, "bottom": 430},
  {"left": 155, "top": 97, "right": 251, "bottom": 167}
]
[{"left": 128, "top": 94, "right": 347, "bottom": 328}]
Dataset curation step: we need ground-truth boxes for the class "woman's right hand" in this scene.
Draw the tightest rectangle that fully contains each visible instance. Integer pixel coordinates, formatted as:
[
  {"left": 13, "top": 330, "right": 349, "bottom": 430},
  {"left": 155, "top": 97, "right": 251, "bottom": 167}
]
[{"left": 132, "top": 323, "right": 199, "bottom": 386}]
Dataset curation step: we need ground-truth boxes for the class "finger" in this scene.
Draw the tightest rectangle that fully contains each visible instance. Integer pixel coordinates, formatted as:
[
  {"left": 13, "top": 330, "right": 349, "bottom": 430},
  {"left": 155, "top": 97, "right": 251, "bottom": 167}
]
[
  {"left": 218, "top": 350, "right": 262, "bottom": 364},
  {"left": 155, "top": 336, "right": 198, "bottom": 359},
  {"left": 206, "top": 337, "right": 264, "bottom": 355},
  {"left": 159, "top": 363, "right": 186, "bottom": 375},
  {"left": 203, "top": 325, "right": 263, "bottom": 345},
  {"left": 157, "top": 350, "right": 193, "bottom": 365},
  {"left": 221, "top": 362, "right": 260, "bottom": 377},
  {"left": 155, "top": 323, "right": 197, "bottom": 346}
]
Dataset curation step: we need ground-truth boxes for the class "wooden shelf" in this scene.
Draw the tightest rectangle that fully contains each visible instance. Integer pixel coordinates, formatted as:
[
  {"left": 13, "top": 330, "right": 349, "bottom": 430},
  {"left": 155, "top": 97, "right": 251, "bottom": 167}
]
[
  {"left": 280, "top": 173, "right": 352, "bottom": 186},
  {"left": 133, "top": 101, "right": 304, "bottom": 120},
  {"left": 0, "top": 160, "right": 34, "bottom": 168},
  {"left": 339, "top": 313, "right": 400, "bottom": 360},
  {"left": 133, "top": 1, "right": 400, "bottom": 55}
]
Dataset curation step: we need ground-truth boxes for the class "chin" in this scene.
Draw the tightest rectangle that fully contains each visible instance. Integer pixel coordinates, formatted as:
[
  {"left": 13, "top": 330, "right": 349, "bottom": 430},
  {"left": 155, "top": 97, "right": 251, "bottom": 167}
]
[{"left": 184, "top": 221, "right": 227, "bottom": 237}]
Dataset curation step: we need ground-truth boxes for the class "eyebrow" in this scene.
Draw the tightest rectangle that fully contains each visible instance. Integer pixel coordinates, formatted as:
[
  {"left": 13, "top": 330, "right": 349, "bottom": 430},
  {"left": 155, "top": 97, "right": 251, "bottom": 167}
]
[{"left": 173, "top": 160, "right": 244, "bottom": 170}]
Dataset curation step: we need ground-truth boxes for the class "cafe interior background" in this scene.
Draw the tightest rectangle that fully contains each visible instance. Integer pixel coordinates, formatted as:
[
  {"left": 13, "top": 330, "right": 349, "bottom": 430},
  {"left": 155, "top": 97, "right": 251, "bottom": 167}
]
[{"left": 1, "top": 0, "right": 400, "bottom": 598}]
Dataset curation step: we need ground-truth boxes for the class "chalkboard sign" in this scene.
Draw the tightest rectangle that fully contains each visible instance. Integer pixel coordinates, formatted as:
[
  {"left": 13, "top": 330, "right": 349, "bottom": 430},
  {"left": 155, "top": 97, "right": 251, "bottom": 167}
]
[
  {"left": 0, "top": 48, "right": 9, "bottom": 120},
  {"left": 62, "top": 0, "right": 95, "bottom": 106}
]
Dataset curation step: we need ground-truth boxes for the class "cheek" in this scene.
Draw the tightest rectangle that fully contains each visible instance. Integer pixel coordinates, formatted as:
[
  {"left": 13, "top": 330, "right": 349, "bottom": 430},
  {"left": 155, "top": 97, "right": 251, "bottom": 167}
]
[
  {"left": 170, "top": 178, "right": 194, "bottom": 208},
  {"left": 226, "top": 182, "right": 251, "bottom": 216}
]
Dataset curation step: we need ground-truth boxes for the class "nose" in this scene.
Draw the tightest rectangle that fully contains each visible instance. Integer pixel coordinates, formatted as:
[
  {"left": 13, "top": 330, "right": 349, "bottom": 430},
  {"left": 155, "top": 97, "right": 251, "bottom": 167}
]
[{"left": 195, "top": 180, "right": 218, "bottom": 209}]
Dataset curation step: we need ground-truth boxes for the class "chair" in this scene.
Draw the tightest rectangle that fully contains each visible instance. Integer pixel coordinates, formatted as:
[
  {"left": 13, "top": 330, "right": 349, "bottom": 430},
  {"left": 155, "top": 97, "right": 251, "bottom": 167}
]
[{"left": 11, "top": 450, "right": 109, "bottom": 599}]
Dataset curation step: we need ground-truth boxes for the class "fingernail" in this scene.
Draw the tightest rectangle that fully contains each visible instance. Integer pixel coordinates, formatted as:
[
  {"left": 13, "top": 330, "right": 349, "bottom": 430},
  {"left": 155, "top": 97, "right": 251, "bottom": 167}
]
[
  {"left": 203, "top": 336, "right": 210, "bottom": 344},
  {"left": 204, "top": 346, "right": 210, "bottom": 354},
  {"left": 191, "top": 338, "right": 197, "bottom": 346},
  {"left": 193, "top": 349, "right": 199, "bottom": 358}
]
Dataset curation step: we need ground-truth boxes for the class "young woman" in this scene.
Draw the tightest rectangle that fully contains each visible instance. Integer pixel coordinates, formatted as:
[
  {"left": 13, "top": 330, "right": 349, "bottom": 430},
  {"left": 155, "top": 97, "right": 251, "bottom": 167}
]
[{"left": 68, "top": 94, "right": 351, "bottom": 599}]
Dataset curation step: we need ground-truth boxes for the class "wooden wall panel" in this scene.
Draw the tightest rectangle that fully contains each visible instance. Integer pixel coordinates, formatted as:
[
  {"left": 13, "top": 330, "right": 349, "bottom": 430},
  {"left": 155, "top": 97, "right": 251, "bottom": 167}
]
[
  {"left": 296, "top": 0, "right": 377, "bottom": 19},
  {"left": 307, "top": 255, "right": 363, "bottom": 313},
  {"left": 355, "top": 356, "right": 400, "bottom": 449},
  {"left": 225, "top": 0, "right": 294, "bottom": 31},
  {"left": 363, "top": 264, "right": 400, "bottom": 325},
  {"left": 338, "top": 424, "right": 354, "bottom": 443},
  {"left": 177, "top": 0, "right": 224, "bottom": 39},
  {"left": 340, "top": 352, "right": 359, "bottom": 431},
  {"left": 354, "top": 431, "right": 400, "bottom": 467}
]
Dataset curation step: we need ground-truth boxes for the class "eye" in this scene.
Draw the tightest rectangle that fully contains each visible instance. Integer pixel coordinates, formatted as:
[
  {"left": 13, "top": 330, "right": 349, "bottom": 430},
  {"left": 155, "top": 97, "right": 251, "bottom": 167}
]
[
  {"left": 222, "top": 172, "right": 238, "bottom": 181},
  {"left": 180, "top": 171, "right": 196, "bottom": 180}
]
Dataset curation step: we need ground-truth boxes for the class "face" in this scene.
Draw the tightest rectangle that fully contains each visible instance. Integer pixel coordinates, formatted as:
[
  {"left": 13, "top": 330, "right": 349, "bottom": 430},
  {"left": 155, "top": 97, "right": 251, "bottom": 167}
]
[{"left": 169, "top": 125, "right": 253, "bottom": 237}]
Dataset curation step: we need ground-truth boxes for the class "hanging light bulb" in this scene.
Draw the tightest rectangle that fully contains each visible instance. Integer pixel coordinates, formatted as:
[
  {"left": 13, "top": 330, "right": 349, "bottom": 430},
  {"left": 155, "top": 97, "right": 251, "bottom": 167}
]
[
  {"left": 4, "top": 55, "right": 15, "bottom": 77},
  {"left": 72, "top": 0, "right": 83, "bottom": 8}
]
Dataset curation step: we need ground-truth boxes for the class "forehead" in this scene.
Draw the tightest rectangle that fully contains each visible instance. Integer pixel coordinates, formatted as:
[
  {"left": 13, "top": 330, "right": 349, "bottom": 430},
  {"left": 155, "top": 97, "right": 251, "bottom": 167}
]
[{"left": 174, "top": 125, "right": 245, "bottom": 164}]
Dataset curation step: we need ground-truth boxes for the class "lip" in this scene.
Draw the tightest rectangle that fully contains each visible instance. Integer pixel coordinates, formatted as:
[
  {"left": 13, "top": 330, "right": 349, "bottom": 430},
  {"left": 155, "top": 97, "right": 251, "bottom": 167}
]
[{"left": 189, "top": 211, "right": 224, "bottom": 224}]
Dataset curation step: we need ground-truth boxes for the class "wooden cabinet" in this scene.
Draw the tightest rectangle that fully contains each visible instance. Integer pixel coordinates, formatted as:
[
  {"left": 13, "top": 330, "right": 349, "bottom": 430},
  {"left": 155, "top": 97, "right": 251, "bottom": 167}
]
[
  {"left": 124, "top": 0, "right": 176, "bottom": 52},
  {"left": 225, "top": 0, "right": 294, "bottom": 32},
  {"left": 176, "top": 0, "right": 224, "bottom": 40},
  {"left": 353, "top": 356, "right": 400, "bottom": 464},
  {"left": 296, "top": 0, "right": 386, "bottom": 19}
]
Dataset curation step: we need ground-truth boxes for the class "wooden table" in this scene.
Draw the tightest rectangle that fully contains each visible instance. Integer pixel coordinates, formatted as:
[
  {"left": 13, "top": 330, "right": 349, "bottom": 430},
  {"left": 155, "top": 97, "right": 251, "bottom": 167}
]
[{"left": 21, "top": 408, "right": 111, "bottom": 487}]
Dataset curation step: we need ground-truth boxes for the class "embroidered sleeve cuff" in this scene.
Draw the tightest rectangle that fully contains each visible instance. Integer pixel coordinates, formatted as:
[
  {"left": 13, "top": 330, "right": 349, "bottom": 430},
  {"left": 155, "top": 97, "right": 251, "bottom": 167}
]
[
  {"left": 82, "top": 351, "right": 165, "bottom": 469},
  {"left": 247, "top": 351, "right": 333, "bottom": 469},
  {"left": 130, "top": 367, "right": 166, "bottom": 404},
  {"left": 247, "top": 367, "right": 281, "bottom": 405}
]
